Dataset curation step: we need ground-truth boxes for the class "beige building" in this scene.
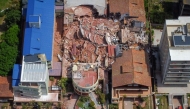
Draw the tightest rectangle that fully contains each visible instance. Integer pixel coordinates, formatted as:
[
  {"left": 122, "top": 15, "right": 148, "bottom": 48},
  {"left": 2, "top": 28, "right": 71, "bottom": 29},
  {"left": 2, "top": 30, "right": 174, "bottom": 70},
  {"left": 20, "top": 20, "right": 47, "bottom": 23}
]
[
  {"left": 72, "top": 63, "right": 99, "bottom": 95},
  {"left": 111, "top": 49, "right": 151, "bottom": 104},
  {"left": 159, "top": 16, "right": 190, "bottom": 84}
]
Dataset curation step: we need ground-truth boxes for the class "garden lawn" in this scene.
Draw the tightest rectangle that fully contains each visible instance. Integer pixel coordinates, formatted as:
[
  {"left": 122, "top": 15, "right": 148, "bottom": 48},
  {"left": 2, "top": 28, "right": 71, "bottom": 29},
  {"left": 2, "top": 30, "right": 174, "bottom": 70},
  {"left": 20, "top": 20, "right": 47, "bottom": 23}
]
[
  {"left": 0, "top": 0, "right": 11, "bottom": 24},
  {"left": 0, "top": 0, "right": 11, "bottom": 9}
]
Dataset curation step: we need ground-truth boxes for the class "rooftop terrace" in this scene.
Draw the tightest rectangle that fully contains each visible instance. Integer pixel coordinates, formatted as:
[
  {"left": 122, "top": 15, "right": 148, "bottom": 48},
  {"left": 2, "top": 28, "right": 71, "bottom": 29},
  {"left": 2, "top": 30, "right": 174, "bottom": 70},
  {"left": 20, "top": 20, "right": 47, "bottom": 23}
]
[
  {"left": 21, "top": 61, "right": 47, "bottom": 82},
  {"left": 73, "top": 70, "right": 98, "bottom": 87},
  {"left": 72, "top": 63, "right": 98, "bottom": 88}
]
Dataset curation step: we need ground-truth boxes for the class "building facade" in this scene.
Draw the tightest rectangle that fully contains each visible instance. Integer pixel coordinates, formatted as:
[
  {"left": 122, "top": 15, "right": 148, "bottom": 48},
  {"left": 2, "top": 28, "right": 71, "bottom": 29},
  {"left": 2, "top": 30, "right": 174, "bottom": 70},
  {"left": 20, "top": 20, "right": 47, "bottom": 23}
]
[
  {"left": 159, "top": 16, "right": 190, "bottom": 84},
  {"left": 13, "top": 54, "right": 49, "bottom": 98},
  {"left": 111, "top": 49, "right": 151, "bottom": 104}
]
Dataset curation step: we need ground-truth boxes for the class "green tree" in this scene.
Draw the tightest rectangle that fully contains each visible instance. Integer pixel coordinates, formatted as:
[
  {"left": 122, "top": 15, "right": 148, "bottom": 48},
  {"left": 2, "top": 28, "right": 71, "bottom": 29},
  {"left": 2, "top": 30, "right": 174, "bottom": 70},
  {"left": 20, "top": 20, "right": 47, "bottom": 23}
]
[
  {"left": 4, "top": 25, "right": 19, "bottom": 46},
  {"left": 89, "top": 101, "right": 95, "bottom": 107},
  {"left": 37, "top": 102, "right": 43, "bottom": 108},
  {"left": 21, "top": 103, "right": 27, "bottom": 109},
  {"left": 109, "top": 104, "right": 118, "bottom": 109},
  {"left": 45, "top": 103, "right": 52, "bottom": 109},
  {"left": 5, "top": 9, "right": 21, "bottom": 27},
  {"left": 9, "top": 0, "right": 20, "bottom": 9},
  {"left": 49, "top": 77, "right": 55, "bottom": 81},
  {"left": 58, "top": 78, "right": 68, "bottom": 93},
  {"left": 99, "top": 93, "right": 105, "bottom": 104},
  {"left": 0, "top": 24, "right": 19, "bottom": 76}
]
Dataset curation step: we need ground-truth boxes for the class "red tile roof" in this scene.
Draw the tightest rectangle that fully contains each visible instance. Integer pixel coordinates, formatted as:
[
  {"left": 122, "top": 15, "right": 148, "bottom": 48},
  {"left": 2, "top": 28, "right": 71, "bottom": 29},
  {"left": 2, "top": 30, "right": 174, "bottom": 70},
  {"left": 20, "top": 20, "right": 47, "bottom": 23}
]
[
  {"left": 112, "top": 49, "right": 151, "bottom": 87},
  {"left": 109, "top": 0, "right": 129, "bottom": 14},
  {"left": 109, "top": 0, "right": 146, "bottom": 22},
  {"left": 108, "top": 45, "right": 116, "bottom": 57},
  {"left": 73, "top": 71, "right": 98, "bottom": 87},
  {"left": 0, "top": 76, "right": 13, "bottom": 98}
]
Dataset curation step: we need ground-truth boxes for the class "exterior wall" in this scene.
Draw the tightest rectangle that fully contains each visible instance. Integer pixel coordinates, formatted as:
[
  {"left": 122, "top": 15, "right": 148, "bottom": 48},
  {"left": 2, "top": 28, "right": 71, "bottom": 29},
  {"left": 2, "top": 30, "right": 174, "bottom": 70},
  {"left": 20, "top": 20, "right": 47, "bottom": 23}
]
[
  {"left": 73, "top": 79, "right": 99, "bottom": 95},
  {"left": 159, "top": 25, "right": 170, "bottom": 78},
  {"left": 72, "top": 71, "right": 99, "bottom": 95},
  {"left": 111, "top": 85, "right": 150, "bottom": 103},
  {"left": 18, "top": 84, "right": 41, "bottom": 98},
  {"left": 159, "top": 22, "right": 190, "bottom": 84},
  {"left": 13, "top": 61, "right": 49, "bottom": 98},
  {"left": 163, "top": 60, "right": 190, "bottom": 84}
]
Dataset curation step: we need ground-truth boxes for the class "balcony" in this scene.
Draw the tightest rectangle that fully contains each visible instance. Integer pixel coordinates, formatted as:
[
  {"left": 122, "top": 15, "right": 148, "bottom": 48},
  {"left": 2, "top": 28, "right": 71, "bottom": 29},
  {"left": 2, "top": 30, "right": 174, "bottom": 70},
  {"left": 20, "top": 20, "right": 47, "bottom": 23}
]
[
  {"left": 115, "top": 86, "right": 149, "bottom": 91},
  {"left": 170, "top": 62, "right": 190, "bottom": 65},
  {"left": 166, "top": 74, "right": 190, "bottom": 77},
  {"left": 169, "top": 67, "right": 190, "bottom": 70},
  {"left": 118, "top": 90, "right": 150, "bottom": 97}
]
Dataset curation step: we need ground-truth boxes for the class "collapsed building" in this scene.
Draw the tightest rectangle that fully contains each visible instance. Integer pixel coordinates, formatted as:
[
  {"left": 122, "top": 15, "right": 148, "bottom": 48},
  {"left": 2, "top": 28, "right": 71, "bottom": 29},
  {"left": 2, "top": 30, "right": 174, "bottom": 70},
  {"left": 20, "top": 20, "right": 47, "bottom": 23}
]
[
  {"left": 63, "top": 7, "right": 148, "bottom": 66},
  {"left": 60, "top": 3, "right": 149, "bottom": 95}
]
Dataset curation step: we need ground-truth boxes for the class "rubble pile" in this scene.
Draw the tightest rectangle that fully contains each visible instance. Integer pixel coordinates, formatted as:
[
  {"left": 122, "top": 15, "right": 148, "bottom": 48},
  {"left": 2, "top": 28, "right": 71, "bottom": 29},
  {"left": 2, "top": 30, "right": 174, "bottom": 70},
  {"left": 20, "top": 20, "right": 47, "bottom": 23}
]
[
  {"left": 79, "top": 17, "right": 120, "bottom": 45},
  {"left": 61, "top": 6, "right": 149, "bottom": 69},
  {"left": 63, "top": 17, "right": 119, "bottom": 68}
]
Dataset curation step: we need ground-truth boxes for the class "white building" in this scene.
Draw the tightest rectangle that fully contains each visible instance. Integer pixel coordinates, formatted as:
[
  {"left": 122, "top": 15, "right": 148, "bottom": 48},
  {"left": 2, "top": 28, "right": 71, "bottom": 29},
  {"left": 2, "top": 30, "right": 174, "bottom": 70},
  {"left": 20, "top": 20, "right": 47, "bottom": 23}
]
[
  {"left": 13, "top": 54, "right": 49, "bottom": 98},
  {"left": 159, "top": 16, "right": 190, "bottom": 84}
]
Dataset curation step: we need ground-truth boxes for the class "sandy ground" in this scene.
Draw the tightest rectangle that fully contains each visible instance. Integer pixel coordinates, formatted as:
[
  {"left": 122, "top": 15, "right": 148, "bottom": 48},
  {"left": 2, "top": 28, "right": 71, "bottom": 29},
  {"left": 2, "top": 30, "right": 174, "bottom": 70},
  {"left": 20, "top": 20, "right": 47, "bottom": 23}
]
[{"left": 53, "top": 17, "right": 63, "bottom": 62}]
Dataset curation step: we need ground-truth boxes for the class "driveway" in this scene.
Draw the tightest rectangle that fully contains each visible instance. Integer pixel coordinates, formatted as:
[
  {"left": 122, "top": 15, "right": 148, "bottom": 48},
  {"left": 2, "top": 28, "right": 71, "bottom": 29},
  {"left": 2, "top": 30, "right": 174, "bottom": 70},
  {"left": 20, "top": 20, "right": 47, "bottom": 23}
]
[
  {"left": 124, "top": 98, "right": 133, "bottom": 109},
  {"left": 65, "top": 94, "right": 78, "bottom": 109},
  {"left": 89, "top": 92, "right": 102, "bottom": 109}
]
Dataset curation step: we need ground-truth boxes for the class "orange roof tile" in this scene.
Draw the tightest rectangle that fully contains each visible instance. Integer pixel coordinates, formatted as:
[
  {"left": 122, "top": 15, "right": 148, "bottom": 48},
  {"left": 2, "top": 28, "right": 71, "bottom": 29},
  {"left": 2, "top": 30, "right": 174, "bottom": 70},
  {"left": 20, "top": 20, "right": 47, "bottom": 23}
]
[
  {"left": 109, "top": 0, "right": 146, "bottom": 22},
  {"left": 112, "top": 49, "right": 151, "bottom": 87},
  {"left": 0, "top": 76, "right": 13, "bottom": 98},
  {"left": 109, "top": 0, "right": 129, "bottom": 14}
]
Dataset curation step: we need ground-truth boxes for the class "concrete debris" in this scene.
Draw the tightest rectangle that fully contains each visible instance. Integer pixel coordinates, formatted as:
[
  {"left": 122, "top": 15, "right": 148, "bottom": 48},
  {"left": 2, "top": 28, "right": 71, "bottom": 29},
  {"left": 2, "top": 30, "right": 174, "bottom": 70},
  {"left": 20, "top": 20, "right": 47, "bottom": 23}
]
[
  {"left": 61, "top": 5, "right": 149, "bottom": 70},
  {"left": 74, "top": 6, "right": 93, "bottom": 17},
  {"left": 57, "top": 54, "right": 62, "bottom": 61}
]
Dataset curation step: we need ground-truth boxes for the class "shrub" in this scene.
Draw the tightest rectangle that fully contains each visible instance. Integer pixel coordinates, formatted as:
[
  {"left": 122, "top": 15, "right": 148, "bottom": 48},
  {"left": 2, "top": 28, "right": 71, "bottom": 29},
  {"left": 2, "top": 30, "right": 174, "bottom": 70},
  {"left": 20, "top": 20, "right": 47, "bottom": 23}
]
[
  {"left": 0, "top": 12, "right": 4, "bottom": 17},
  {"left": 80, "top": 96, "right": 90, "bottom": 102},
  {"left": 89, "top": 101, "right": 95, "bottom": 107},
  {"left": 99, "top": 93, "right": 105, "bottom": 104},
  {"left": 49, "top": 77, "right": 54, "bottom": 81},
  {"left": 5, "top": 9, "right": 21, "bottom": 27},
  {"left": 109, "top": 104, "right": 118, "bottom": 109}
]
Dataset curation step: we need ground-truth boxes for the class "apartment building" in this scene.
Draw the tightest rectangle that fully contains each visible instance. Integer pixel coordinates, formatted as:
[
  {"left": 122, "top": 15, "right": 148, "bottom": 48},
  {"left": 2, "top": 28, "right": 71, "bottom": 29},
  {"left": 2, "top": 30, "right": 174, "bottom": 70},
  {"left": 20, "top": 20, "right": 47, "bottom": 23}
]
[
  {"left": 111, "top": 49, "right": 151, "bottom": 103},
  {"left": 13, "top": 54, "right": 49, "bottom": 98},
  {"left": 159, "top": 16, "right": 190, "bottom": 84}
]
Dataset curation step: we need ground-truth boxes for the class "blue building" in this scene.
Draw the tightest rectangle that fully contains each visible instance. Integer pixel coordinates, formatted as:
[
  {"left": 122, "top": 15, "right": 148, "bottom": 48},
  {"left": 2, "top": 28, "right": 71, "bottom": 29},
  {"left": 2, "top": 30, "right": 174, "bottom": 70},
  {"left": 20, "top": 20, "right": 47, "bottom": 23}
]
[{"left": 12, "top": 0, "right": 55, "bottom": 101}]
